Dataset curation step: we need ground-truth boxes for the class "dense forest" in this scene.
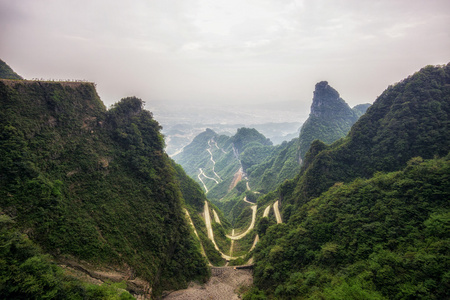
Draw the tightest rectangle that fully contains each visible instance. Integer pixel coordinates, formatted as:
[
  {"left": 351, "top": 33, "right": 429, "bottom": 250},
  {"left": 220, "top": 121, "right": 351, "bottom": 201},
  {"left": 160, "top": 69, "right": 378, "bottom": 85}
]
[
  {"left": 0, "top": 76, "right": 209, "bottom": 298},
  {"left": 245, "top": 63, "right": 450, "bottom": 299}
]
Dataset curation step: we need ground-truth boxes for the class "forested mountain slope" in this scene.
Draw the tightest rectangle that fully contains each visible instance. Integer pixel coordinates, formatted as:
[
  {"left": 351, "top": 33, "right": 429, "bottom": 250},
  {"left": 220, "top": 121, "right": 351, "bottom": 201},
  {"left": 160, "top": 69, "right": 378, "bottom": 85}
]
[
  {"left": 352, "top": 103, "right": 371, "bottom": 117},
  {"left": 245, "top": 138, "right": 301, "bottom": 194},
  {"left": 251, "top": 156, "right": 450, "bottom": 299},
  {"left": 298, "top": 81, "right": 365, "bottom": 161},
  {"left": 245, "top": 63, "right": 450, "bottom": 299},
  {"left": 0, "top": 59, "right": 23, "bottom": 80},
  {"left": 0, "top": 78, "right": 208, "bottom": 298},
  {"left": 174, "top": 82, "right": 370, "bottom": 224},
  {"left": 285, "top": 63, "right": 450, "bottom": 208}
]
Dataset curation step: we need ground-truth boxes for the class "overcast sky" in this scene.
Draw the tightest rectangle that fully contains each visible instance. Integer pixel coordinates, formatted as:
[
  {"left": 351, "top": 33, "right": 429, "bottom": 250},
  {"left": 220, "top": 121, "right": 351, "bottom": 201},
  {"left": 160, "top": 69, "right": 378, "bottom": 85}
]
[{"left": 1, "top": 0, "right": 449, "bottom": 114}]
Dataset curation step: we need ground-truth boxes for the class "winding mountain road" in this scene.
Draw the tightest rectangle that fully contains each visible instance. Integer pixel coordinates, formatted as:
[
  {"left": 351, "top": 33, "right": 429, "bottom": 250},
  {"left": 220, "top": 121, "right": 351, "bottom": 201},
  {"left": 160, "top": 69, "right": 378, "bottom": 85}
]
[
  {"left": 213, "top": 209, "right": 221, "bottom": 224},
  {"left": 199, "top": 168, "right": 219, "bottom": 184},
  {"left": 197, "top": 169, "right": 209, "bottom": 192},
  {"left": 263, "top": 204, "right": 271, "bottom": 218},
  {"left": 207, "top": 140, "right": 222, "bottom": 181},
  {"left": 204, "top": 201, "right": 244, "bottom": 260},
  {"left": 273, "top": 200, "right": 282, "bottom": 224},
  {"left": 226, "top": 205, "right": 257, "bottom": 240},
  {"left": 198, "top": 137, "right": 284, "bottom": 263}
]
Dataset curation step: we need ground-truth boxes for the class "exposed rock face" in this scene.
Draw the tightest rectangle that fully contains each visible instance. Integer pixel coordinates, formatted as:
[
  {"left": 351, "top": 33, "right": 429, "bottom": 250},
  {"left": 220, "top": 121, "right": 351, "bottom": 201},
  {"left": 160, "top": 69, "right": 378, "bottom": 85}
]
[
  {"left": 310, "top": 81, "right": 357, "bottom": 120},
  {"left": 298, "top": 81, "right": 359, "bottom": 160}
]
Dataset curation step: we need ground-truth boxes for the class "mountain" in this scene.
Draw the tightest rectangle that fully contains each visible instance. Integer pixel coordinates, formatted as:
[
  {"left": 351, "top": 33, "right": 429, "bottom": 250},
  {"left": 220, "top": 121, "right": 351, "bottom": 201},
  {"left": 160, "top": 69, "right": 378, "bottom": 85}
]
[
  {"left": 252, "top": 156, "right": 449, "bottom": 299},
  {"left": 173, "top": 128, "right": 241, "bottom": 194},
  {"left": 287, "top": 64, "right": 450, "bottom": 207},
  {"left": 0, "top": 59, "right": 23, "bottom": 80},
  {"left": 245, "top": 138, "right": 301, "bottom": 194},
  {"left": 174, "top": 82, "right": 370, "bottom": 221},
  {"left": 246, "top": 63, "right": 450, "bottom": 299},
  {"left": 298, "top": 81, "right": 360, "bottom": 161},
  {"left": 352, "top": 103, "right": 371, "bottom": 117},
  {"left": 0, "top": 76, "right": 209, "bottom": 298}
]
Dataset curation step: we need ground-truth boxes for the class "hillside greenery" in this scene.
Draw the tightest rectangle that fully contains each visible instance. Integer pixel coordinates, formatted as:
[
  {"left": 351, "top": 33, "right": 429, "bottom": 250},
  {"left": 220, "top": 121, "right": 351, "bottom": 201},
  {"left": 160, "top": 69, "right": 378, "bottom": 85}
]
[
  {"left": 0, "top": 213, "right": 135, "bottom": 299},
  {"left": 246, "top": 63, "right": 450, "bottom": 299},
  {"left": 285, "top": 64, "right": 450, "bottom": 208},
  {"left": 173, "top": 128, "right": 241, "bottom": 193},
  {"left": 246, "top": 138, "right": 301, "bottom": 194},
  {"left": 352, "top": 103, "right": 371, "bottom": 117},
  {"left": 0, "top": 79, "right": 208, "bottom": 297},
  {"left": 0, "top": 59, "right": 23, "bottom": 80},
  {"left": 298, "top": 81, "right": 359, "bottom": 161},
  {"left": 247, "top": 155, "right": 450, "bottom": 299}
]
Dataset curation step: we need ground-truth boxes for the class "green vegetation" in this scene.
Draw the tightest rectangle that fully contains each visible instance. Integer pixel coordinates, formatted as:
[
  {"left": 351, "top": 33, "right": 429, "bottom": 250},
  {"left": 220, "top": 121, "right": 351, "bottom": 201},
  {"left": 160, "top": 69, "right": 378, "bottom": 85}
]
[
  {"left": 0, "top": 79, "right": 208, "bottom": 297},
  {"left": 286, "top": 64, "right": 450, "bottom": 208},
  {"left": 0, "top": 213, "right": 134, "bottom": 299},
  {"left": 0, "top": 59, "right": 23, "bottom": 80},
  {"left": 352, "top": 103, "right": 371, "bottom": 117},
  {"left": 231, "top": 128, "right": 272, "bottom": 154},
  {"left": 249, "top": 156, "right": 450, "bottom": 299},
  {"left": 232, "top": 230, "right": 257, "bottom": 257},
  {"left": 298, "top": 81, "right": 359, "bottom": 161},
  {"left": 246, "top": 63, "right": 450, "bottom": 299},
  {"left": 246, "top": 138, "right": 302, "bottom": 193},
  {"left": 173, "top": 128, "right": 241, "bottom": 193}
]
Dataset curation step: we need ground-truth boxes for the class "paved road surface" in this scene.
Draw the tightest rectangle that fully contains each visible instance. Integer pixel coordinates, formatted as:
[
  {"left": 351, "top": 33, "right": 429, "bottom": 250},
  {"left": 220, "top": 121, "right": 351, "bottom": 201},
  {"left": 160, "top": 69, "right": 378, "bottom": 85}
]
[
  {"left": 273, "top": 200, "right": 282, "bottom": 224},
  {"left": 263, "top": 204, "right": 271, "bottom": 217}
]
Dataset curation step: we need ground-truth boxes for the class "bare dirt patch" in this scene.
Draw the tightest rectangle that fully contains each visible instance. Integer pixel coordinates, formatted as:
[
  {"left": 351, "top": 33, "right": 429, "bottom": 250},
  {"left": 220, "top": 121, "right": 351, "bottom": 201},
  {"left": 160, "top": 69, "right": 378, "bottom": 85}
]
[{"left": 163, "top": 268, "right": 252, "bottom": 300}]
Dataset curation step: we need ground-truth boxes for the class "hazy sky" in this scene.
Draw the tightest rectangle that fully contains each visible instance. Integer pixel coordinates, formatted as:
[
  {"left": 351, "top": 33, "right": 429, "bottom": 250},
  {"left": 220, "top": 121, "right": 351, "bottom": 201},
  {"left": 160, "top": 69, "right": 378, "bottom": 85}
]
[{"left": 1, "top": 0, "right": 449, "bottom": 113}]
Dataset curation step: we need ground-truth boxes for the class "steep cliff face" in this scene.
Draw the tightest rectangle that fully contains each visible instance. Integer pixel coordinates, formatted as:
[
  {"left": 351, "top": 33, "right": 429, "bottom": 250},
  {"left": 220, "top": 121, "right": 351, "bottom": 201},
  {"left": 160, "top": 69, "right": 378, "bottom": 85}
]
[
  {"left": 309, "top": 81, "right": 355, "bottom": 119},
  {"left": 298, "top": 81, "right": 359, "bottom": 160},
  {"left": 0, "top": 78, "right": 208, "bottom": 298}
]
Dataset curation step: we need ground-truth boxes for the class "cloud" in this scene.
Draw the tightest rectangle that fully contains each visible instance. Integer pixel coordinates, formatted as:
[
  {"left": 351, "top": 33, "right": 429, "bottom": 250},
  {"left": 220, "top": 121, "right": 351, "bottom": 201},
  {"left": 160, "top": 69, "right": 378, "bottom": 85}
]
[{"left": 0, "top": 0, "right": 449, "bottom": 112}]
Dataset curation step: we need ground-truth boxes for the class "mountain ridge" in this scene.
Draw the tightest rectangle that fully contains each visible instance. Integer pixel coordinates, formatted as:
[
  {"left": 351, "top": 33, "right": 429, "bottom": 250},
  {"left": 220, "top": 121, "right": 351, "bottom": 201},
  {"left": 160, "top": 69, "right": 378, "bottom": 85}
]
[
  {"left": 0, "top": 76, "right": 209, "bottom": 298},
  {"left": 246, "top": 63, "right": 450, "bottom": 299}
]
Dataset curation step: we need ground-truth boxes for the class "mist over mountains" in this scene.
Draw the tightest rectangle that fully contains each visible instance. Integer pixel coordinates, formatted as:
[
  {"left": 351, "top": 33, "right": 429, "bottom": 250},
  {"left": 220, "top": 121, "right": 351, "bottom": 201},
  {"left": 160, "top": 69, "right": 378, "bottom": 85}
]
[{"left": 158, "top": 104, "right": 305, "bottom": 156}]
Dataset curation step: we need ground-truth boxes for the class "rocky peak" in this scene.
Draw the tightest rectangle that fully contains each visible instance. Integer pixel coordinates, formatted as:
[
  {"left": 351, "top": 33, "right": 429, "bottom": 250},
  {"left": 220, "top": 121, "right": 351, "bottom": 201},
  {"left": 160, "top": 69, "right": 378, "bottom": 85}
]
[
  {"left": 298, "top": 81, "right": 360, "bottom": 160},
  {"left": 310, "top": 81, "right": 352, "bottom": 118}
]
